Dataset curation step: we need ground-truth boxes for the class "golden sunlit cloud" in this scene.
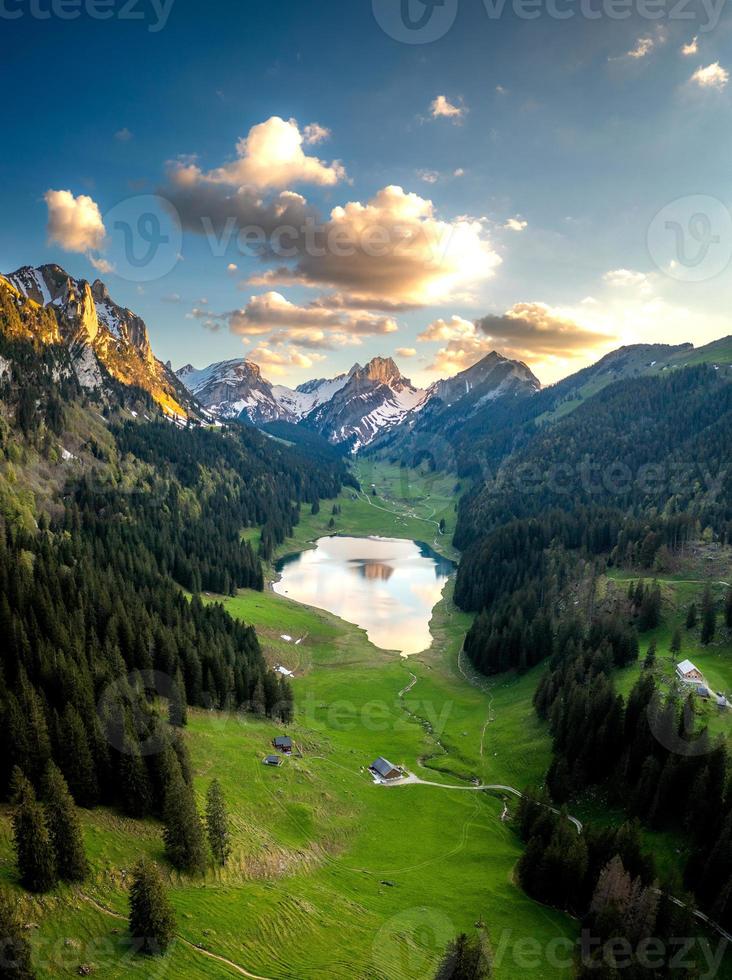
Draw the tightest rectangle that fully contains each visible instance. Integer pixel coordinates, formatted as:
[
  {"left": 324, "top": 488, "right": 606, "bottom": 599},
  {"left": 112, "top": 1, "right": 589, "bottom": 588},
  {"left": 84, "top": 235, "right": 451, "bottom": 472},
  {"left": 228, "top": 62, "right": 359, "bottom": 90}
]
[
  {"left": 690, "top": 62, "right": 729, "bottom": 90},
  {"left": 503, "top": 217, "right": 527, "bottom": 232},
  {"left": 173, "top": 116, "right": 346, "bottom": 191},
  {"left": 430, "top": 95, "right": 466, "bottom": 120},
  {"left": 188, "top": 290, "right": 399, "bottom": 350},
  {"left": 44, "top": 189, "right": 106, "bottom": 254},
  {"left": 419, "top": 304, "right": 616, "bottom": 382},
  {"left": 228, "top": 291, "right": 398, "bottom": 338},
  {"left": 246, "top": 343, "right": 326, "bottom": 377},
  {"left": 252, "top": 185, "right": 501, "bottom": 308}
]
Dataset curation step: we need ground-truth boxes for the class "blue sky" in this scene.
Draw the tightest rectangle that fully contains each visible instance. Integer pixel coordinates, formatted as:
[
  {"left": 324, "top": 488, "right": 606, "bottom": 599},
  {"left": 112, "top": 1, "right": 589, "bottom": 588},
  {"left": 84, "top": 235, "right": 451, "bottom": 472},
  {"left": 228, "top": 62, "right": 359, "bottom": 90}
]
[{"left": 2, "top": 0, "right": 732, "bottom": 386}]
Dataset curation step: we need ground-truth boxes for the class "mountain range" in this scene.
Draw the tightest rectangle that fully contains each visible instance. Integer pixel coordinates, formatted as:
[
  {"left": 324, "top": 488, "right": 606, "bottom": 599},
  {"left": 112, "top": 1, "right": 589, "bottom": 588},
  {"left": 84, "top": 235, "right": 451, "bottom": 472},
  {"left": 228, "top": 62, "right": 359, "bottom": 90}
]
[
  {"left": 3, "top": 262, "right": 732, "bottom": 463},
  {"left": 175, "top": 334, "right": 732, "bottom": 459},
  {"left": 176, "top": 349, "right": 541, "bottom": 450}
]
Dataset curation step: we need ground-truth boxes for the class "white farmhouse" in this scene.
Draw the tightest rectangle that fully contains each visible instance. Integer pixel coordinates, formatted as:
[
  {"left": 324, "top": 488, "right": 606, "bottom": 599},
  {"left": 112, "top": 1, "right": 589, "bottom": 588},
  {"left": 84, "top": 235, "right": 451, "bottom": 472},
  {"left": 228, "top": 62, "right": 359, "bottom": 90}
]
[{"left": 676, "top": 660, "right": 703, "bottom": 683}]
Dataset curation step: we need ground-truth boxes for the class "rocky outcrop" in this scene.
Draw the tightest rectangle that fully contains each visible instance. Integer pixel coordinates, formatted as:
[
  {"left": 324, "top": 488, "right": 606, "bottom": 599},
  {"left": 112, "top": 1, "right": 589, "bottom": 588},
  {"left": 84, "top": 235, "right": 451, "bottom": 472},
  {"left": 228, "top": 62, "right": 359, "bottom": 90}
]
[
  {"left": 57, "top": 278, "right": 100, "bottom": 348},
  {"left": 3, "top": 264, "right": 190, "bottom": 418},
  {"left": 91, "top": 279, "right": 154, "bottom": 366}
]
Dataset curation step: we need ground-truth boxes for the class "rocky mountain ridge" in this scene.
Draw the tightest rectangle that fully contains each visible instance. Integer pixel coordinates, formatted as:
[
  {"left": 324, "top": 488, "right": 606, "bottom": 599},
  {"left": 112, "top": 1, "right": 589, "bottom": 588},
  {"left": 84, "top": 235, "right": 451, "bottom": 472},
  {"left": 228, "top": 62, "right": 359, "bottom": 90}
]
[
  {"left": 1, "top": 264, "right": 193, "bottom": 418},
  {"left": 176, "top": 350, "right": 540, "bottom": 451}
]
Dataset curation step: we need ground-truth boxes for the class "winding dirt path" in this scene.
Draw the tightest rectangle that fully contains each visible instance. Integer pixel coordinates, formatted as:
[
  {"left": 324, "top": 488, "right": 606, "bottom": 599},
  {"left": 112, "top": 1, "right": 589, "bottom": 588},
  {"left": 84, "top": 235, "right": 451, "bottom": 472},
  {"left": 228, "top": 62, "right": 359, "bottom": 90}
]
[{"left": 377, "top": 773, "right": 584, "bottom": 833}]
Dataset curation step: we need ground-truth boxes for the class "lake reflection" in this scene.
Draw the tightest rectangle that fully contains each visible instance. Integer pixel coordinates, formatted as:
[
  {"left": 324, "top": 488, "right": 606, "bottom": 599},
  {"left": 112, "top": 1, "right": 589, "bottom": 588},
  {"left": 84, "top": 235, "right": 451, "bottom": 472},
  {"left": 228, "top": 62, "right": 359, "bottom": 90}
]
[{"left": 274, "top": 536, "right": 454, "bottom": 656}]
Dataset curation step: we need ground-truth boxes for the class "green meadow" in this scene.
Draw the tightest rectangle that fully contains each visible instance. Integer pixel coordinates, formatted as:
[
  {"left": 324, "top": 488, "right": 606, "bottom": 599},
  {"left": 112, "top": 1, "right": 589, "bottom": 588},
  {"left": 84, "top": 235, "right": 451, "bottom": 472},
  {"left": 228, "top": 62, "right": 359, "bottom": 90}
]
[{"left": 0, "top": 462, "right": 578, "bottom": 978}]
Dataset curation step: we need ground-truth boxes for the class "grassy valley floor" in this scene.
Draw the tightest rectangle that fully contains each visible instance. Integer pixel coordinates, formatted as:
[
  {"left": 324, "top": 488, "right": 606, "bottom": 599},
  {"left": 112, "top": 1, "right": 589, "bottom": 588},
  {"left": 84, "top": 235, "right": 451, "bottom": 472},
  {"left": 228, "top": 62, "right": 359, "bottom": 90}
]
[{"left": 0, "top": 462, "right": 578, "bottom": 979}]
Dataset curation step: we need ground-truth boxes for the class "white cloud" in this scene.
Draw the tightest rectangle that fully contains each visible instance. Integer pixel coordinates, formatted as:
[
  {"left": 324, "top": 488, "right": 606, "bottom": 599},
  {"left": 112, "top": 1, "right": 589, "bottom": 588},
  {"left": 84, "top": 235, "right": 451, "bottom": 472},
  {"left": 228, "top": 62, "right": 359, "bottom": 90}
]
[
  {"left": 602, "top": 268, "right": 652, "bottom": 292},
  {"left": 171, "top": 116, "right": 346, "bottom": 193},
  {"left": 395, "top": 347, "right": 417, "bottom": 358},
  {"left": 626, "top": 36, "right": 655, "bottom": 59},
  {"left": 89, "top": 255, "right": 115, "bottom": 275},
  {"left": 681, "top": 36, "right": 698, "bottom": 56},
  {"left": 418, "top": 315, "right": 489, "bottom": 375},
  {"left": 495, "top": 85, "right": 508, "bottom": 95},
  {"left": 503, "top": 217, "right": 528, "bottom": 232},
  {"left": 44, "top": 189, "right": 107, "bottom": 254},
  {"left": 690, "top": 62, "right": 729, "bottom": 90},
  {"left": 417, "top": 170, "right": 439, "bottom": 184},
  {"left": 453, "top": 168, "right": 465, "bottom": 178},
  {"left": 162, "top": 293, "right": 181, "bottom": 303},
  {"left": 430, "top": 95, "right": 465, "bottom": 121},
  {"left": 114, "top": 128, "right": 133, "bottom": 142},
  {"left": 246, "top": 343, "right": 326, "bottom": 377},
  {"left": 611, "top": 29, "right": 667, "bottom": 62},
  {"left": 303, "top": 123, "right": 331, "bottom": 145}
]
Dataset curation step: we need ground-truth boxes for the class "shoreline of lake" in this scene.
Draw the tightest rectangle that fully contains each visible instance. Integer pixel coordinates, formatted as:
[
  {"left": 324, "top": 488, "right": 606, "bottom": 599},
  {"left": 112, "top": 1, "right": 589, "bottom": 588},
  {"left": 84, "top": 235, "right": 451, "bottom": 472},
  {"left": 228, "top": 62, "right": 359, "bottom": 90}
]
[{"left": 272, "top": 534, "right": 456, "bottom": 657}]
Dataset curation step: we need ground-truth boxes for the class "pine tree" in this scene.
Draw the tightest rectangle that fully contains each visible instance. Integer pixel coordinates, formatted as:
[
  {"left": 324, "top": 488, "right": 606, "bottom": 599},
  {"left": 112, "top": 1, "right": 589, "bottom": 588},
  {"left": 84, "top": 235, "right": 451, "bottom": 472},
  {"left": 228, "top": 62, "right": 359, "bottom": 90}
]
[
  {"left": 434, "top": 932, "right": 491, "bottom": 979},
  {"left": 726, "top": 589, "right": 732, "bottom": 629},
  {"left": 0, "top": 887, "right": 35, "bottom": 978},
  {"left": 686, "top": 602, "right": 698, "bottom": 630},
  {"left": 118, "top": 735, "right": 152, "bottom": 818},
  {"left": 128, "top": 859, "right": 176, "bottom": 955},
  {"left": 643, "top": 639, "right": 657, "bottom": 669},
  {"left": 42, "top": 763, "right": 89, "bottom": 883},
  {"left": 591, "top": 854, "right": 632, "bottom": 918},
  {"left": 168, "top": 669, "right": 187, "bottom": 728},
  {"left": 57, "top": 705, "right": 98, "bottom": 807},
  {"left": 670, "top": 626, "right": 682, "bottom": 655},
  {"left": 251, "top": 678, "right": 266, "bottom": 716},
  {"left": 162, "top": 759, "right": 206, "bottom": 874},
  {"left": 205, "top": 779, "right": 231, "bottom": 868},
  {"left": 701, "top": 585, "right": 716, "bottom": 645},
  {"left": 10, "top": 769, "right": 57, "bottom": 893},
  {"left": 638, "top": 582, "right": 661, "bottom": 632},
  {"left": 276, "top": 676, "right": 294, "bottom": 724}
]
